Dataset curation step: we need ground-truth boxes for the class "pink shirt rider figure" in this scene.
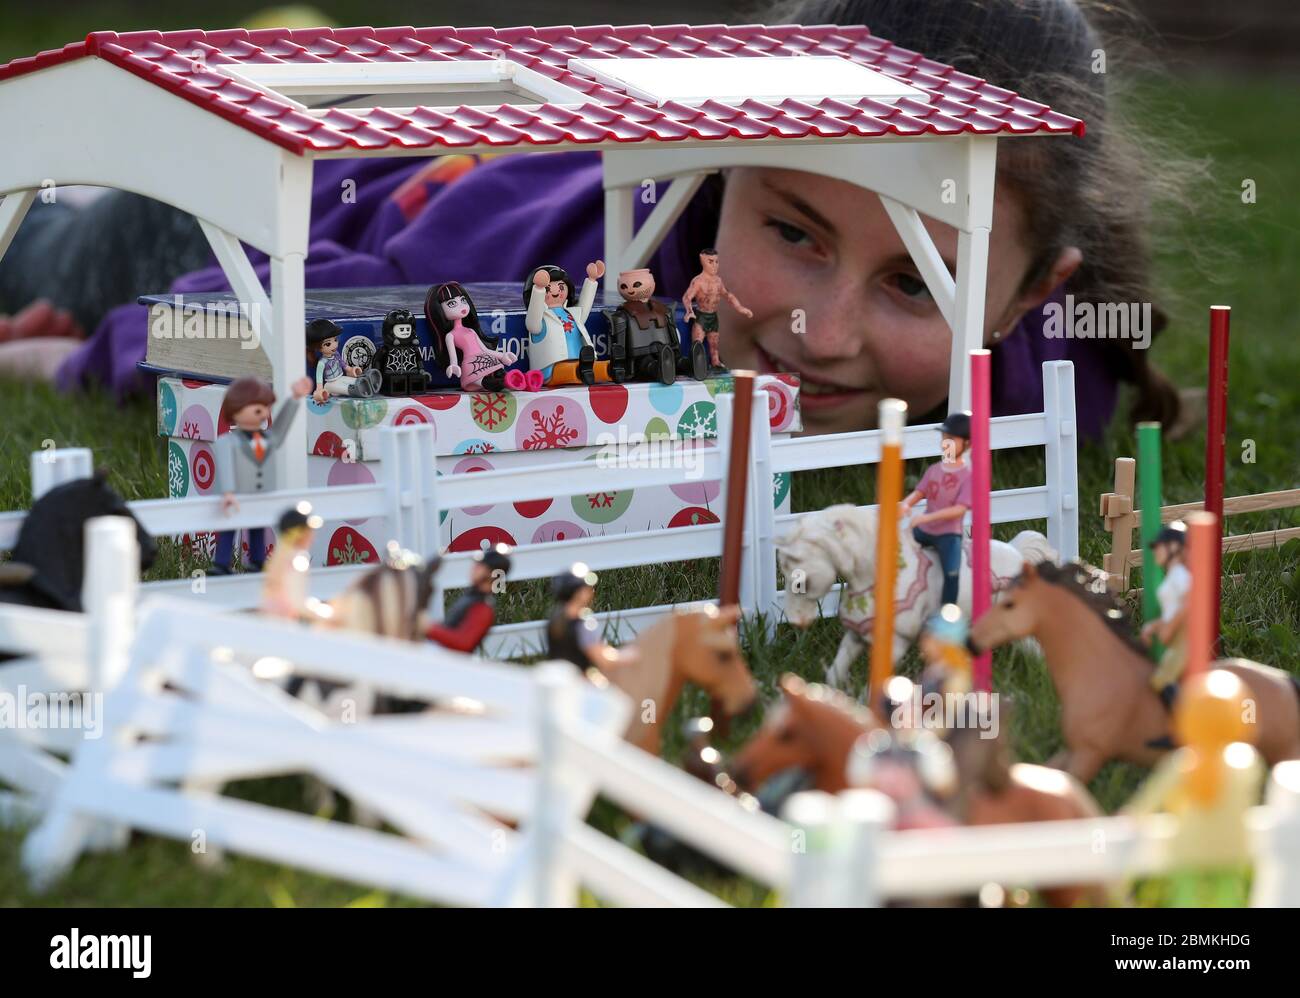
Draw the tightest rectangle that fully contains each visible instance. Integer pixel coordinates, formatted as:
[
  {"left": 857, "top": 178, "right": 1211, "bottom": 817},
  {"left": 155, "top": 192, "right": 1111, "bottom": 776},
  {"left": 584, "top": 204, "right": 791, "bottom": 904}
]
[{"left": 900, "top": 411, "right": 972, "bottom": 606}]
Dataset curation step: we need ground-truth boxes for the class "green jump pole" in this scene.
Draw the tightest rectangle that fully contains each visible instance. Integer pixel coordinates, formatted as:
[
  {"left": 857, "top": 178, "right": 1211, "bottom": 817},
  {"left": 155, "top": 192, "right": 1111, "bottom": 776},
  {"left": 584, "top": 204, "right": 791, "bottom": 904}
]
[{"left": 1137, "top": 422, "right": 1164, "bottom": 654}]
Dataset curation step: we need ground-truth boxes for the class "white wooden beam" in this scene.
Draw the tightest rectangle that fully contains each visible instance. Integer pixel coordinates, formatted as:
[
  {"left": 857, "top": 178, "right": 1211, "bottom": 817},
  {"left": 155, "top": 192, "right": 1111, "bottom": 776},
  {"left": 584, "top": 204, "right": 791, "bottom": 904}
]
[
  {"left": 879, "top": 195, "right": 956, "bottom": 331},
  {"left": 0, "top": 189, "right": 35, "bottom": 263},
  {"left": 613, "top": 173, "right": 708, "bottom": 278}
]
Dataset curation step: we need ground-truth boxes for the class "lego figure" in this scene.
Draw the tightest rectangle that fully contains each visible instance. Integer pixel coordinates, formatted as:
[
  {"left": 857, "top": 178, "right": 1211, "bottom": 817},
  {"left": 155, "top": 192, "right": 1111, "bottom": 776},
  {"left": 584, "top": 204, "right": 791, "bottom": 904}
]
[
  {"left": 373, "top": 308, "right": 431, "bottom": 396},
  {"left": 424, "top": 544, "right": 512, "bottom": 654},
  {"left": 1141, "top": 521, "right": 1191, "bottom": 709},
  {"left": 524, "top": 262, "right": 624, "bottom": 387},
  {"left": 900, "top": 412, "right": 972, "bottom": 606},
  {"left": 681, "top": 248, "right": 753, "bottom": 375},
  {"left": 262, "top": 501, "right": 322, "bottom": 620},
  {"left": 545, "top": 562, "right": 617, "bottom": 672},
  {"left": 605, "top": 267, "right": 707, "bottom": 384},
  {"left": 212, "top": 375, "right": 312, "bottom": 575},
  {"left": 424, "top": 282, "right": 530, "bottom": 392},
  {"left": 1121, "top": 669, "right": 1264, "bottom": 906},
  {"left": 918, "top": 603, "right": 973, "bottom": 699},
  {"left": 307, "top": 318, "right": 381, "bottom": 401}
]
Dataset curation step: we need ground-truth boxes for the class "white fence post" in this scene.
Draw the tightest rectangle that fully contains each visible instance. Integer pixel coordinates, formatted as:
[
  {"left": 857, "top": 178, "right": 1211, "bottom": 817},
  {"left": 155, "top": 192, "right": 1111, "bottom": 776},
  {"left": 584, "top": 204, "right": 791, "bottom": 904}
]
[
  {"left": 30, "top": 447, "right": 93, "bottom": 500},
  {"left": 82, "top": 517, "right": 139, "bottom": 693},
  {"left": 531, "top": 662, "right": 580, "bottom": 908},
  {"left": 1252, "top": 760, "right": 1300, "bottom": 907},
  {"left": 379, "top": 424, "right": 440, "bottom": 559},
  {"left": 748, "top": 394, "right": 778, "bottom": 635},
  {"left": 1043, "top": 360, "right": 1079, "bottom": 561},
  {"left": 783, "top": 791, "right": 843, "bottom": 907},
  {"left": 838, "top": 789, "right": 894, "bottom": 907}
]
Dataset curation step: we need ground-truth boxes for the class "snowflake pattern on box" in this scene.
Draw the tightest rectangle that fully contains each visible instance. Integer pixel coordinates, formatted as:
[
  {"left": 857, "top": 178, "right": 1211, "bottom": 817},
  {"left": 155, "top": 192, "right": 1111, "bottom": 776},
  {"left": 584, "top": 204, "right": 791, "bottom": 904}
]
[
  {"left": 676, "top": 401, "right": 717, "bottom": 441},
  {"left": 521, "top": 405, "right": 580, "bottom": 450},
  {"left": 470, "top": 392, "right": 516, "bottom": 433},
  {"left": 167, "top": 441, "right": 188, "bottom": 497}
]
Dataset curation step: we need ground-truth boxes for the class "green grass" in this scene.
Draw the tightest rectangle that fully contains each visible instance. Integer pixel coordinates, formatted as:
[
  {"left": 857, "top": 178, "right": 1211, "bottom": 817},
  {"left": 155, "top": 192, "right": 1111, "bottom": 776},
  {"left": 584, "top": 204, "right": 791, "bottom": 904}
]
[{"left": 2, "top": 73, "right": 1300, "bottom": 906}]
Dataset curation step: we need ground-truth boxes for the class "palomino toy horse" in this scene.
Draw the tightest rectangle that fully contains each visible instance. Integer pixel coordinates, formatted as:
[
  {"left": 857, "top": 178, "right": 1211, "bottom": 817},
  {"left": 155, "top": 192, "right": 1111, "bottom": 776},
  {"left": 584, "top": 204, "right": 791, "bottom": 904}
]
[
  {"left": 585, "top": 604, "right": 757, "bottom": 756},
  {"left": 776, "top": 504, "right": 1055, "bottom": 688},
  {"left": 969, "top": 560, "right": 1300, "bottom": 782},
  {"left": 731, "top": 674, "right": 1104, "bottom": 907}
]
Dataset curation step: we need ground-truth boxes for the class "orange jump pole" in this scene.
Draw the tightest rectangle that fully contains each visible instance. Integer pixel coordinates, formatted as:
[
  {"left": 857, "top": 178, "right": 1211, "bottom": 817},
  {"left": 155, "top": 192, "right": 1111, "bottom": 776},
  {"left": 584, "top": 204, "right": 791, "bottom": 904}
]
[
  {"left": 869, "top": 398, "right": 907, "bottom": 714},
  {"left": 1185, "top": 511, "right": 1218, "bottom": 679}
]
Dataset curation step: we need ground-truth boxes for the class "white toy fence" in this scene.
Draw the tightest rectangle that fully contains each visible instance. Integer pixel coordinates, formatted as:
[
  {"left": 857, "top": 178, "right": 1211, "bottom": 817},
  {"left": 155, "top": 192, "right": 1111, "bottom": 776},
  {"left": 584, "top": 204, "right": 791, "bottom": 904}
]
[{"left": 0, "top": 361, "right": 1079, "bottom": 663}]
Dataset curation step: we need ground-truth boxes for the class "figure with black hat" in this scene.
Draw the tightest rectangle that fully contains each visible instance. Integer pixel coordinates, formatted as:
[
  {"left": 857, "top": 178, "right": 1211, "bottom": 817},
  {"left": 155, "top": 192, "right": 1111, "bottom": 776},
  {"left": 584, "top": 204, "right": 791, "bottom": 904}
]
[
  {"left": 1141, "top": 521, "right": 1191, "bottom": 708},
  {"left": 899, "top": 411, "right": 973, "bottom": 606},
  {"left": 262, "top": 501, "right": 323, "bottom": 620},
  {"left": 424, "top": 544, "right": 511, "bottom": 654},
  {"left": 545, "top": 562, "right": 615, "bottom": 673}
]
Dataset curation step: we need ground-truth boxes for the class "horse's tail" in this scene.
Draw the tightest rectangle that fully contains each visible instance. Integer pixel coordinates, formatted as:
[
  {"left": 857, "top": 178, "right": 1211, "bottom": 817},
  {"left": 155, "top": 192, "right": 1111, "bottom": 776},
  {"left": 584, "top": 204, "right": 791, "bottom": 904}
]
[{"left": 1009, "top": 531, "right": 1057, "bottom": 566}]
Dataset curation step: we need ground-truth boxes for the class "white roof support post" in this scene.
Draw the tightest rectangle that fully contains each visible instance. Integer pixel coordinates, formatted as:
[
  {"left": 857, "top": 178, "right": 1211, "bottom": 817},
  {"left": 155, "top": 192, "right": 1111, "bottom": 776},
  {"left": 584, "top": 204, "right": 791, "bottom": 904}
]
[
  {"left": 602, "top": 183, "right": 634, "bottom": 296},
  {"left": 197, "top": 219, "right": 273, "bottom": 346},
  {"left": 602, "top": 151, "right": 711, "bottom": 286},
  {"left": 878, "top": 195, "right": 957, "bottom": 332},
  {"left": 0, "top": 190, "right": 35, "bottom": 264},
  {"left": 949, "top": 226, "right": 991, "bottom": 413}
]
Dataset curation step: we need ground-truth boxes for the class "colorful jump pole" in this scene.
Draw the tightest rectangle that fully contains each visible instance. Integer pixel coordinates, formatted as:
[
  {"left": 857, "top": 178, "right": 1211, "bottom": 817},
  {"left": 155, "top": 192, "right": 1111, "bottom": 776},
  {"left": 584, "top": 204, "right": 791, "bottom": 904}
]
[
  {"left": 969, "top": 350, "right": 992, "bottom": 692},
  {"left": 1185, "top": 511, "right": 1218, "bottom": 678},
  {"left": 869, "top": 398, "right": 907, "bottom": 714},
  {"left": 1205, "top": 306, "right": 1231, "bottom": 653},
  {"left": 1137, "top": 421, "right": 1165, "bottom": 655},
  {"left": 716, "top": 370, "right": 756, "bottom": 736}
]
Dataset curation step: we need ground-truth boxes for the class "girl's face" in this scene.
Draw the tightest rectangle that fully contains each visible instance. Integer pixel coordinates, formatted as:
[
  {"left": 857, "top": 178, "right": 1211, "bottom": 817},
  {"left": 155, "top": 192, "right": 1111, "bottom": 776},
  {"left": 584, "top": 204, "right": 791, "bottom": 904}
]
[
  {"left": 320, "top": 336, "right": 337, "bottom": 357},
  {"left": 441, "top": 294, "right": 471, "bottom": 322},
  {"left": 715, "top": 168, "right": 1047, "bottom": 435},
  {"left": 544, "top": 280, "right": 570, "bottom": 308},
  {"left": 940, "top": 434, "right": 967, "bottom": 463}
]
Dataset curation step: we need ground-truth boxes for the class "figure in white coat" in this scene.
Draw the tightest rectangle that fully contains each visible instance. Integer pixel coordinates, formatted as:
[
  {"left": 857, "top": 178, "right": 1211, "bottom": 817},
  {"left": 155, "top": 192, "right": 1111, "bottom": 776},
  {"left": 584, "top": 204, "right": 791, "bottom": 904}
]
[{"left": 524, "top": 261, "right": 624, "bottom": 387}]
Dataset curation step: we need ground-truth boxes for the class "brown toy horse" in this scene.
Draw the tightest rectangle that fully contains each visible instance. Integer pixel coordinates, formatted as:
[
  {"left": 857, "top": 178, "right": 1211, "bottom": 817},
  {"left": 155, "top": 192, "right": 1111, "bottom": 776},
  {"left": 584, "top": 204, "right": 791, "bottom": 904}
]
[
  {"left": 589, "top": 604, "right": 757, "bottom": 756},
  {"left": 969, "top": 561, "right": 1300, "bottom": 783},
  {"left": 732, "top": 674, "right": 1105, "bottom": 906}
]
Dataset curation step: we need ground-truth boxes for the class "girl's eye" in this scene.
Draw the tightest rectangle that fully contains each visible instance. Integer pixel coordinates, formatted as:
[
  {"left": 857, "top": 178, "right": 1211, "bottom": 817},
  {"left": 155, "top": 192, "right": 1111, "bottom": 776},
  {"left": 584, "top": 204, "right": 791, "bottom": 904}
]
[
  {"left": 890, "top": 273, "right": 933, "bottom": 301},
  {"left": 765, "top": 218, "right": 811, "bottom": 247}
]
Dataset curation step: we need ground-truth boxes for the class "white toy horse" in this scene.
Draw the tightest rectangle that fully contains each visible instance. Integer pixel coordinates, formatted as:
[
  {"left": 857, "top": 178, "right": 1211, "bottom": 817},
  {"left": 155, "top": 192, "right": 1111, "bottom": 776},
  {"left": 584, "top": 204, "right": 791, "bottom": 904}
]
[{"left": 776, "top": 504, "right": 1056, "bottom": 688}]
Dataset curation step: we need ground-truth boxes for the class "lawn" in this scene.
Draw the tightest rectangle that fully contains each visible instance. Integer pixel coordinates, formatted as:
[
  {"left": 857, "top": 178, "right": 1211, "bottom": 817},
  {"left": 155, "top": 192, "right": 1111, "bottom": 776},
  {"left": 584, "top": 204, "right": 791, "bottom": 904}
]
[{"left": 1, "top": 73, "right": 1299, "bottom": 906}]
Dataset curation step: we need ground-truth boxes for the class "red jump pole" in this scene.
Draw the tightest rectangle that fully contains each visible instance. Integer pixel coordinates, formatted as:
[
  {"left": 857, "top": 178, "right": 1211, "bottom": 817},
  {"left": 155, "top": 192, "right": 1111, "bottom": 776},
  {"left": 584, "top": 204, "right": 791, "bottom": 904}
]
[
  {"left": 1205, "top": 306, "right": 1230, "bottom": 654},
  {"left": 969, "top": 350, "right": 992, "bottom": 692},
  {"left": 715, "top": 370, "right": 755, "bottom": 737}
]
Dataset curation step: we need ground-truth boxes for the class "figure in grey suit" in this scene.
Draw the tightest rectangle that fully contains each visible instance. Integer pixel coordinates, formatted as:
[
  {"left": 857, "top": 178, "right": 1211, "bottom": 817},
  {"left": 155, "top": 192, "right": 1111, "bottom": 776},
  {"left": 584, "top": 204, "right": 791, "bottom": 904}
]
[{"left": 211, "top": 375, "right": 312, "bottom": 574}]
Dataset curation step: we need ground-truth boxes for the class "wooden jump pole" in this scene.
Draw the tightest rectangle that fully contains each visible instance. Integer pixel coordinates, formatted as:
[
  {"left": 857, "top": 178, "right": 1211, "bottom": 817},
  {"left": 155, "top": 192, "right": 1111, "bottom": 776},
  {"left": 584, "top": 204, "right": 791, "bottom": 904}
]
[
  {"left": 1137, "top": 422, "right": 1164, "bottom": 656},
  {"left": 1205, "top": 306, "right": 1231, "bottom": 653},
  {"left": 969, "top": 350, "right": 992, "bottom": 692},
  {"left": 716, "top": 370, "right": 756, "bottom": 735},
  {"left": 1185, "top": 511, "right": 1218, "bottom": 678},
  {"left": 869, "top": 398, "right": 907, "bottom": 714}
]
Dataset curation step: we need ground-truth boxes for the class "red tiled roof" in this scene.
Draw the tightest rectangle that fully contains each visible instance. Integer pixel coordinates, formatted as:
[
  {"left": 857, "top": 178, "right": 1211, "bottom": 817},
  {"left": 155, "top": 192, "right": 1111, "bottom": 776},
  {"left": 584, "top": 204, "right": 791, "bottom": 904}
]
[{"left": 0, "top": 24, "right": 1085, "bottom": 155}]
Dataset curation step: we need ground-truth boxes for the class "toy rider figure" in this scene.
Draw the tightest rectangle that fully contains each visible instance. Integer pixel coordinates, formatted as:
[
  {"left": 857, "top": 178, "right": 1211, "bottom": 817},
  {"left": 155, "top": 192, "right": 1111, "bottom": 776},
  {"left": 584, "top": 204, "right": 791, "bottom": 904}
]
[
  {"left": 546, "top": 563, "right": 616, "bottom": 674},
  {"left": 262, "top": 501, "right": 322, "bottom": 620},
  {"left": 900, "top": 412, "right": 973, "bottom": 606},
  {"left": 682, "top": 248, "right": 752, "bottom": 375},
  {"left": 1142, "top": 522, "right": 1191, "bottom": 709},
  {"left": 374, "top": 309, "right": 431, "bottom": 396},
  {"left": 307, "top": 318, "right": 381, "bottom": 401},
  {"left": 606, "top": 268, "right": 707, "bottom": 384},
  {"left": 918, "top": 603, "right": 973, "bottom": 699},
  {"left": 424, "top": 544, "right": 511, "bottom": 654}
]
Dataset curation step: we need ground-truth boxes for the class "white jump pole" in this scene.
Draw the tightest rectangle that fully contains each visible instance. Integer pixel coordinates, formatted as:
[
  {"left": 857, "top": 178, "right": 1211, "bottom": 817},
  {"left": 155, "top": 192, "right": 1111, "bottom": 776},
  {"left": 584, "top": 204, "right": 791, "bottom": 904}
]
[
  {"left": 31, "top": 447, "right": 93, "bottom": 500},
  {"left": 1252, "top": 760, "right": 1300, "bottom": 907}
]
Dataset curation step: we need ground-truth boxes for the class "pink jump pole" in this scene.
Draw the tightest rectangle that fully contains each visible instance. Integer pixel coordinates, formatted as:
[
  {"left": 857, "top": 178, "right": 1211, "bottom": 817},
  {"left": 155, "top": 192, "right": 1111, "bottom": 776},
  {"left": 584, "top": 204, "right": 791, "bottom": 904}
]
[
  {"left": 1205, "top": 306, "right": 1230, "bottom": 654},
  {"left": 970, "top": 349, "right": 993, "bottom": 692}
]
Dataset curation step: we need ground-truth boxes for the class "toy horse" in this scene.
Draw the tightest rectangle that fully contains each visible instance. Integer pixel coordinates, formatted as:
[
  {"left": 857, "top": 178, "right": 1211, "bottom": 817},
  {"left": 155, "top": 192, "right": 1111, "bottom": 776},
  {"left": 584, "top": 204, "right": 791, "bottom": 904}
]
[
  {"left": 968, "top": 560, "right": 1300, "bottom": 782},
  {"left": 776, "top": 504, "right": 1055, "bottom": 688},
  {"left": 0, "top": 472, "right": 156, "bottom": 612}
]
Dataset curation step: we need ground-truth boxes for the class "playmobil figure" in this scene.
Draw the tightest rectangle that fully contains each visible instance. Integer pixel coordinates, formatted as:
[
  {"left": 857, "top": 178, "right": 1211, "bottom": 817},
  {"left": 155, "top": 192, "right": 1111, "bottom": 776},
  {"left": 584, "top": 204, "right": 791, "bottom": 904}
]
[
  {"left": 424, "top": 543, "right": 511, "bottom": 653},
  {"left": 1121, "top": 670, "right": 1264, "bottom": 905},
  {"left": 423, "top": 282, "right": 527, "bottom": 392},
  {"left": 777, "top": 503, "right": 1054, "bottom": 688},
  {"left": 524, "top": 262, "right": 624, "bottom": 387},
  {"left": 1141, "top": 522, "right": 1191, "bottom": 708},
  {"left": 846, "top": 723, "right": 960, "bottom": 832},
  {"left": 918, "top": 603, "right": 973, "bottom": 698},
  {"left": 605, "top": 267, "right": 707, "bottom": 384},
  {"left": 900, "top": 412, "right": 973, "bottom": 607},
  {"left": 681, "top": 248, "right": 752, "bottom": 374},
  {"left": 262, "top": 501, "right": 322, "bottom": 620},
  {"left": 547, "top": 563, "right": 755, "bottom": 754},
  {"left": 212, "top": 375, "right": 313, "bottom": 575},
  {"left": 374, "top": 308, "right": 431, "bottom": 396},
  {"left": 0, "top": 472, "right": 156, "bottom": 613},
  {"left": 969, "top": 560, "right": 1300, "bottom": 783},
  {"left": 306, "top": 318, "right": 381, "bottom": 401}
]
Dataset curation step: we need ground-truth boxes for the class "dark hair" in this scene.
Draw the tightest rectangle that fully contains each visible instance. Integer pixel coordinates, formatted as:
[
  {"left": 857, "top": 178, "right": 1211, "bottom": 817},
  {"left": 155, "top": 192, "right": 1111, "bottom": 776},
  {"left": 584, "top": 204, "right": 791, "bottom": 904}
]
[
  {"left": 761, "top": 0, "right": 1185, "bottom": 426},
  {"left": 475, "top": 543, "right": 512, "bottom": 575},
  {"left": 524, "top": 265, "right": 577, "bottom": 308},
  {"left": 699, "top": 247, "right": 718, "bottom": 256},
  {"left": 382, "top": 309, "right": 416, "bottom": 343},
  {"left": 424, "top": 282, "right": 493, "bottom": 370},
  {"left": 222, "top": 376, "right": 275, "bottom": 421},
  {"left": 306, "top": 317, "right": 343, "bottom": 367}
]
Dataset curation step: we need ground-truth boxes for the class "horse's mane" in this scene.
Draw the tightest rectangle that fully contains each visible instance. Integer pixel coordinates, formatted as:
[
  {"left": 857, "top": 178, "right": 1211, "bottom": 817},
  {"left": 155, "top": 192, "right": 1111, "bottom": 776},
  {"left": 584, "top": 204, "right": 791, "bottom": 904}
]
[{"left": 1031, "top": 560, "right": 1145, "bottom": 654}]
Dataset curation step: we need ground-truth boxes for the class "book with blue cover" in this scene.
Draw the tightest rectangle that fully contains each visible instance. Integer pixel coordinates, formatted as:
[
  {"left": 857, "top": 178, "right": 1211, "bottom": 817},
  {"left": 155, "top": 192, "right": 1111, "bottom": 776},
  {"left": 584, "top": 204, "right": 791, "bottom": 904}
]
[{"left": 139, "top": 283, "right": 688, "bottom": 385}]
